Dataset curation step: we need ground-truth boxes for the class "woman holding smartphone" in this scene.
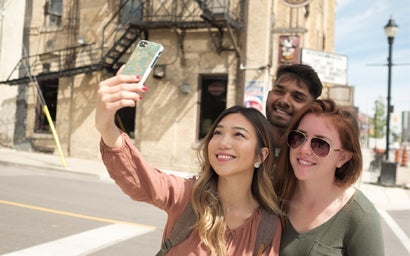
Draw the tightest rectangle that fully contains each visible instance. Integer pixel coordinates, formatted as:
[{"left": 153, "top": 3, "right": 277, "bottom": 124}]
[
  {"left": 95, "top": 72, "right": 282, "bottom": 255},
  {"left": 273, "top": 99, "right": 384, "bottom": 255}
]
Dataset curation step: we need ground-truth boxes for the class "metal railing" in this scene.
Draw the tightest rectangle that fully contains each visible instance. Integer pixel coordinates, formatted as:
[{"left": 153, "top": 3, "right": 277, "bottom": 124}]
[
  {"left": 1, "top": 0, "right": 244, "bottom": 85},
  {"left": 3, "top": 43, "right": 102, "bottom": 84}
]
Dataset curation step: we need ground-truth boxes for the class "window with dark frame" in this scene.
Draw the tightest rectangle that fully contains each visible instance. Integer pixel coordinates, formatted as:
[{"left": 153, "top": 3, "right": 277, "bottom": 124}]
[
  {"left": 45, "top": 0, "right": 62, "bottom": 27},
  {"left": 34, "top": 80, "right": 58, "bottom": 133},
  {"left": 198, "top": 75, "right": 228, "bottom": 140},
  {"left": 120, "top": 0, "right": 142, "bottom": 24},
  {"left": 115, "top": 107, "right": 136, "bottom": 139}
]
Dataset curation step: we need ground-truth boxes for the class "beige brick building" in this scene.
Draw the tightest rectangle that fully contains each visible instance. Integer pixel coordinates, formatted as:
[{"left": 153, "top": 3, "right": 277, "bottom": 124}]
[{"left": 1, "top": 0, "right": 338, "bottom": 172}]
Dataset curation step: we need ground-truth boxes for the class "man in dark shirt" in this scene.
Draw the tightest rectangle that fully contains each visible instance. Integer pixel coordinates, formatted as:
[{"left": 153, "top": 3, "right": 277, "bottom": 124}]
[{"left": 265, "top": 64, "right": 323, "bottom": 155}]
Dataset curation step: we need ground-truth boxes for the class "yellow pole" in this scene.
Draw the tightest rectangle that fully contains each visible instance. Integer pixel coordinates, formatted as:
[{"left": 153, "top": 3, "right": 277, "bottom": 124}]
[
  {"left": 42, "top": 105, "right": 67, "bottom": 167},
  {"left": 20, "top": 48, "right": 67, "bottom": 168},
  {"left": 116, "top": 114, "right": 126, "bottom": 133}
]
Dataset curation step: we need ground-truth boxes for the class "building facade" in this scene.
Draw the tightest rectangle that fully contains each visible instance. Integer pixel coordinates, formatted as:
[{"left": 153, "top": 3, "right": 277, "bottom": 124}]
[
  {"left": 0, "top": 0, "right": 26, "bottom": 148},
  {"left": 0, "top": 0, "right": 337, "bottom": 172}
]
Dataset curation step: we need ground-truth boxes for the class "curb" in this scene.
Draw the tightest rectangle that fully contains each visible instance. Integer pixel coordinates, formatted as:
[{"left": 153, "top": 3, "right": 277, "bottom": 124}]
[{"left": 0, "top": 160, "right": 111, "bottom": 182}]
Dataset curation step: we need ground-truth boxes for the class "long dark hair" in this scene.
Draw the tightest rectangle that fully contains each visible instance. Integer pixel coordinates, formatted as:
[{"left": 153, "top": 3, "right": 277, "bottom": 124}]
[{"left": 191, "top": 105, "right": 281, "bottom": 255}]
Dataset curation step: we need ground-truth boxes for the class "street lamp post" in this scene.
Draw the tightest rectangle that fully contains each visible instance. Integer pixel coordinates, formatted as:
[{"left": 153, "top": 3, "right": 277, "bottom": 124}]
[{"left": 384, "top": 17, "right": 398, "bottom": 161}]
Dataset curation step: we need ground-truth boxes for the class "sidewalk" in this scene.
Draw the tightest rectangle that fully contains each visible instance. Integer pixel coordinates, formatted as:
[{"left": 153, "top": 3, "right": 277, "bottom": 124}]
[
  {"left": 1, "top": 146, "right": 410, "bottom": 210},
  {"left": 358, "top": 146, "right": 410, "bottom": 211},
  {"left": 0, "top": 147, "right": 111, "bottom": 181}
]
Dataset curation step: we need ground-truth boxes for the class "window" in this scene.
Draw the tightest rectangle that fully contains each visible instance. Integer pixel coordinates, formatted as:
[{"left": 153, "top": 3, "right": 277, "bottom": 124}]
[
  {"left": 201, "top": 0, "right": 228, "bottom": 15},
  {"left": 115, "top": 107, "right": 136, "bottom": 139},
  {"left": 120, "top": 0, "right": 142, "bottom": 24},
  {"left": 198, "top": 75, "right": 227, "bottom": 139},
  {"left": 34, "top": 79, "right": 58, "bottom": 133},
  {"left": 45, "top": 0, "right": 62, "bottom": 27}
]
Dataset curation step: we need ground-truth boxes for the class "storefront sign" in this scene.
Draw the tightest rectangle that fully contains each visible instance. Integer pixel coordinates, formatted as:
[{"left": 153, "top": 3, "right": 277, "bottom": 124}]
[{"left": 278, "top": 35, "right": 300, "bottom": 66}]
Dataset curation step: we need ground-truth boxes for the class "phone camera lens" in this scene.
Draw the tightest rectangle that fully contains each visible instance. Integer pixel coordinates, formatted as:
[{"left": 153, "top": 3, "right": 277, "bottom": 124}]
[{"left": 139, "top": 41, "right": 148, "bottom": 47}]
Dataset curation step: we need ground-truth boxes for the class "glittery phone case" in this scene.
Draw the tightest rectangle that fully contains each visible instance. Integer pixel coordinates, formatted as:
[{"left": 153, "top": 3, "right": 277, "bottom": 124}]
[{"left": 121, "top": 40, "right": 164, "bottom": 86}]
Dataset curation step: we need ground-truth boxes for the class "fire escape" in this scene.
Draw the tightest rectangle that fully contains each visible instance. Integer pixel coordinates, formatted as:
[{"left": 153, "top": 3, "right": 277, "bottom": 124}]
[{"left": 0, "top": 0, "right": 244, "bottom": 85}]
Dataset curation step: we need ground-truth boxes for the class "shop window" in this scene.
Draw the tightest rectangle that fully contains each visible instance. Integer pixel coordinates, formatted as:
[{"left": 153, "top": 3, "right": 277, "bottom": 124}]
[
  {"left": 34, "top": 79, "right": 58, "bottom": 133},
  {"left": 198, "top": 75, "right": 227, "bottom": 139},
  {"left": 44, "top": 0, "right": 62, "bottom": 27}
]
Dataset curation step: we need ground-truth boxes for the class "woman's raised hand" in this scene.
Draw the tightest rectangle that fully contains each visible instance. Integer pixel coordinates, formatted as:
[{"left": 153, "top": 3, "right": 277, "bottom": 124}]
[{"left": 95, "top": 72, "right": 146, "bottom": 147}]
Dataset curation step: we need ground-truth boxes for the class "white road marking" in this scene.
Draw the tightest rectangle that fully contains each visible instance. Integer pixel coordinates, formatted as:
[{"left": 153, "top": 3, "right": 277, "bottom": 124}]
[
  {"left": 3, "top": 223, "right": 155, "bottom": 256},
  {"left": 378, "top": 209, "right": 410, "bottom": 254}
]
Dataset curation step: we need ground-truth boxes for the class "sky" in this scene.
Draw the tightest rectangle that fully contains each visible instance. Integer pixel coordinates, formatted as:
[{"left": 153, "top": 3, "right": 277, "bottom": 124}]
[{"left": 335, "top": 0, "right": 410, "bottom": 125}]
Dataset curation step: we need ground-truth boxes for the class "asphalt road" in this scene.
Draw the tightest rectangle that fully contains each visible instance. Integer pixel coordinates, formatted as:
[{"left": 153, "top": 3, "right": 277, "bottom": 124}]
[
  {"left": 1, "top": 164, "right": 409, "bottom": 255},
  {"left": 0, "top": 165, "right": 166, "bottom": 256}
]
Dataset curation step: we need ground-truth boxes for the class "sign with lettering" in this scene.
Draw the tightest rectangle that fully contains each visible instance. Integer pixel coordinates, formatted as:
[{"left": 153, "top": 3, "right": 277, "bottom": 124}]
[{"left": 301, "top": 48, "right": 348, "bottom": 85}]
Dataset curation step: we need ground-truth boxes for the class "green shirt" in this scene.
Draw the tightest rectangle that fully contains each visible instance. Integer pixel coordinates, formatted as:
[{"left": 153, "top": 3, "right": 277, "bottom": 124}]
[{"left": 280, "top": 190, "right": 384, "bottom": 256}]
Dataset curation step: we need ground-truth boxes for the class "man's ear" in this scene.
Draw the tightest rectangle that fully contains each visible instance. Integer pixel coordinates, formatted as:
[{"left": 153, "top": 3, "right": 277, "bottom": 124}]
[{"left": 337, "top": 151, "right": 352, "bottom": 168}]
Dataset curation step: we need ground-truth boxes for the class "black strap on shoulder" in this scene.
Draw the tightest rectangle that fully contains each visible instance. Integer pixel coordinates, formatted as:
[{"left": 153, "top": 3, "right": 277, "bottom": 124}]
[
  {"left": 253, "top": 208, "right": 278, "bottom": 256},
  {"left": 156, "top": 203, "right": 278, "bottom": 256},
  {"left": 156, "top": 202, "right": 196, "bottom": 256}
]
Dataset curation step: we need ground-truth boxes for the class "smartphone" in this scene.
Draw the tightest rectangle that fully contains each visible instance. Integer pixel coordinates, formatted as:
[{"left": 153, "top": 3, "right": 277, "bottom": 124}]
[{"left": 121, "top": 40, "right": 164, "bottom": 86}]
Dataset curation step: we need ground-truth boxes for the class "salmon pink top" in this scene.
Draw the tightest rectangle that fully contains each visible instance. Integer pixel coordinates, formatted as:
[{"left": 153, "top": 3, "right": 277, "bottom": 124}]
[{"left": 100, "top": 133, "right": 281, "bottom": 255}]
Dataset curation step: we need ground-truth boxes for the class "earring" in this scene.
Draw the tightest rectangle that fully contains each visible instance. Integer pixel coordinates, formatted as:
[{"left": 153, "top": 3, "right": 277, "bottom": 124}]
[{"left": 254, "top": 162, "right": 261, "bottom": 168}]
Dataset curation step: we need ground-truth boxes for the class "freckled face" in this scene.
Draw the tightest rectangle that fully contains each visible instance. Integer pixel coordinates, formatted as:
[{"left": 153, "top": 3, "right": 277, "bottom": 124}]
[
  {"left": 266, "top": 76, "right": 313, "bottom": 129},
  {"left": 208, "top": 113, "right": 259, "bottom": 177}
]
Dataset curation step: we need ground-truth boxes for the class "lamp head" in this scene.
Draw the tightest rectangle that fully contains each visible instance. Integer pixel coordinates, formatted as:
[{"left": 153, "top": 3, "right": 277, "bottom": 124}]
[{"left": 384, "top": 17, "right": 398, "bottom": 39}]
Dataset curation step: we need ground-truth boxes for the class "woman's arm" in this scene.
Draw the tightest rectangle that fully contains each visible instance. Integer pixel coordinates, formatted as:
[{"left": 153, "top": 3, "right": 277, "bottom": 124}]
[
  {"left": 95, "top": 72, "right": 144, "bottom": 148},
  {"left": 100, "top": 133, "right": 193, "bottom": 211},
  {"left": 95, "top": 72, "right": 193, "bottom": 212}
]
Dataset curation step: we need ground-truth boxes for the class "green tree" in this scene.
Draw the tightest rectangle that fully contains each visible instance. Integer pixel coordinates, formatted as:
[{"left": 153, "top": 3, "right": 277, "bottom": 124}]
[{"left": 370, "top": 97, "right": 386, "bottom": 139}]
